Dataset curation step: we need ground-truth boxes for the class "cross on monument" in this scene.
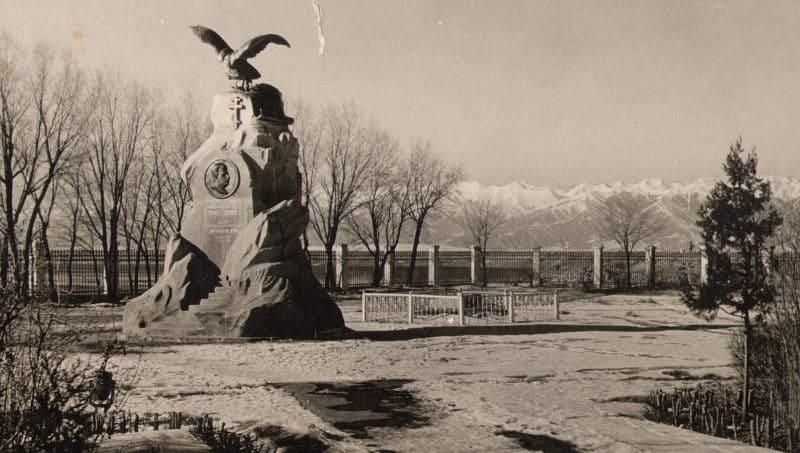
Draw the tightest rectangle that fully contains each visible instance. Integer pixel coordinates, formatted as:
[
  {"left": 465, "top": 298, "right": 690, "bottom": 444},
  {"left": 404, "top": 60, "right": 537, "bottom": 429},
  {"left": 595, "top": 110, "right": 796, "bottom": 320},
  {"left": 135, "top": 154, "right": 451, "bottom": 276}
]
[{"left": 228, "top": 96, "right": 246, "bottom": 129}]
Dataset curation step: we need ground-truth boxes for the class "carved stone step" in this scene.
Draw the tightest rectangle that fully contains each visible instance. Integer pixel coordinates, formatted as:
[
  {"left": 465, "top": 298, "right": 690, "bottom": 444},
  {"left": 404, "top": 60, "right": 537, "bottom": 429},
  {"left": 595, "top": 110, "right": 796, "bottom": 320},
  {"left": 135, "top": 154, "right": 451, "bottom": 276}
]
[
  {"left": 188, "top": 303, "right": 227, "bottom": 314},
  {"left": 143, "top": 327, "right": 203, "bottom": 338},
  {"left": 152, "top": 319, "right": 202, "bottom": 330}
]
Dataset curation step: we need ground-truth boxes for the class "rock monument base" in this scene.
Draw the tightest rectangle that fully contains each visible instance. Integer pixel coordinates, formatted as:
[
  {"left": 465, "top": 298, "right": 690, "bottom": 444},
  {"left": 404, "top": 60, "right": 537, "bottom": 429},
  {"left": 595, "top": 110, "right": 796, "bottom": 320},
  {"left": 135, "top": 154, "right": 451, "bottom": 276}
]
[{"left": 123, "top": 84, "right": 344, "bottom": 340}]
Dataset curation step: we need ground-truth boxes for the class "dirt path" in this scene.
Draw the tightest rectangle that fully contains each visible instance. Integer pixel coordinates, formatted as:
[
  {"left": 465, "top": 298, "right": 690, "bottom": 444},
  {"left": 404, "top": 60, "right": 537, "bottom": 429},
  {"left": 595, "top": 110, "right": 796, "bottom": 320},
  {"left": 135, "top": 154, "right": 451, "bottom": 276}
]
[{"left": 106, "top": 293, "right": 774, "bottom": 452}]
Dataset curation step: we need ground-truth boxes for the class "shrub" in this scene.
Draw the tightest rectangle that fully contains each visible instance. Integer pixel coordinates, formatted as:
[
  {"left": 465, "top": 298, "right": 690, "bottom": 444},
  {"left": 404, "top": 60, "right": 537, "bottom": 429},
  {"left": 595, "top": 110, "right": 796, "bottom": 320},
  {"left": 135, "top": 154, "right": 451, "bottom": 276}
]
[{"left": 0, "top": 292, "right": 117, "bottom": 452}]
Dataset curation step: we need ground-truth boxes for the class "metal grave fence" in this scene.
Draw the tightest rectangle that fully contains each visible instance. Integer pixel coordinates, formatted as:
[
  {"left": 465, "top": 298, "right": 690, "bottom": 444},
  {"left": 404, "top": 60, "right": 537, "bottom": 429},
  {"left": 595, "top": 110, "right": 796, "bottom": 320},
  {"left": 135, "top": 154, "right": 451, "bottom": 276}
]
[{"left": 361, "top": 290, "right": 559, "bottom": 325}]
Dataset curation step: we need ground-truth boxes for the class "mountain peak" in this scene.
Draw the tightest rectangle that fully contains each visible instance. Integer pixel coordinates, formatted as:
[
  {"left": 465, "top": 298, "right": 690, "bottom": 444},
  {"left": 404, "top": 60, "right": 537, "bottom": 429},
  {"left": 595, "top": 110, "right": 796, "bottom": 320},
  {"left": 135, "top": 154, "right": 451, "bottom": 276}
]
[{"left": 457, "top": 176, "right": 800, "bottom": 214}]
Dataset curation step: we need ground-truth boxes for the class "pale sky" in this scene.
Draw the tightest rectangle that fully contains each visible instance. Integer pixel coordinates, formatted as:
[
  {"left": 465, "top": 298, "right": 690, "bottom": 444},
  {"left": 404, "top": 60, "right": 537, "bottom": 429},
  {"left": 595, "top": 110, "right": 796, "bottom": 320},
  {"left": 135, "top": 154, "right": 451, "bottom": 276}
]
[{"left": 3, "top": 0, "right": 800, "bottom": 187}]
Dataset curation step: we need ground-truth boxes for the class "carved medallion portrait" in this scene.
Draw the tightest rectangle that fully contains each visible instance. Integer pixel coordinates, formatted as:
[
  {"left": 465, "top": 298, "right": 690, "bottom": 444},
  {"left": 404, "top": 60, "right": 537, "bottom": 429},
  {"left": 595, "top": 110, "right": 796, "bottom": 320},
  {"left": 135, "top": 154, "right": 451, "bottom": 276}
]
[{"left": 204, "top": 159, "right": 240, "bottom": 199}]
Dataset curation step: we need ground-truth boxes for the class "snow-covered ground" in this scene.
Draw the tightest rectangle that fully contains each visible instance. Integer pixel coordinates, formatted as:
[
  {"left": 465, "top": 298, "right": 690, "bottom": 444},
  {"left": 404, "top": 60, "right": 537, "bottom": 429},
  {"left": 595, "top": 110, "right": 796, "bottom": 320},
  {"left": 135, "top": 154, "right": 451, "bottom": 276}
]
[{"left": 104, "top": 292, "right": 774, "bottom": 452}]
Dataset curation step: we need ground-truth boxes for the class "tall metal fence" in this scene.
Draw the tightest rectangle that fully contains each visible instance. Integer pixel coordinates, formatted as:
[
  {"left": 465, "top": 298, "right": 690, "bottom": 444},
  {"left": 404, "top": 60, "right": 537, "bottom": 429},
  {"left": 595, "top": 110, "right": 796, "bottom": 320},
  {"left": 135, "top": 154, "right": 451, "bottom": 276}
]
[
  {"left": 602, "top": 250, "right": 647, "bottom": 289},
  {"left": 31, "top": 244, "right": 766, "bottom": 299},
  {"left": 33, "top": 248, "right": 165, "bottom": 299},
  {"left": 540, "top": 251, "right": 594, "bottom": 287}
]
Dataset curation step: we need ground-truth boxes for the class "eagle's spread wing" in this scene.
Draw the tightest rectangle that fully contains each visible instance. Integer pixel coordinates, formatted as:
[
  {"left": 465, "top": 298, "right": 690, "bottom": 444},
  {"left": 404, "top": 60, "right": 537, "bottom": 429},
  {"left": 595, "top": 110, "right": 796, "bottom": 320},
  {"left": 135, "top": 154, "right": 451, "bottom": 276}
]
[
  {"left": 191, "top": 26, "right": 233, "bottom": 55},
  {"left": 232, "top": 34, "right": 290, "bottom": 63}
]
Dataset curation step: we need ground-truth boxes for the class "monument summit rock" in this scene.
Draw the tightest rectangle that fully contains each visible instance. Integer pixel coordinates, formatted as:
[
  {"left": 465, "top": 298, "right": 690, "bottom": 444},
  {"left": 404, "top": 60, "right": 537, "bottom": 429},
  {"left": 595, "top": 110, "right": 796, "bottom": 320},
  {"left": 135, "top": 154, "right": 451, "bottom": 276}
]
[{"left": 123, "top": 30, "right": 344, "bottom": 339}]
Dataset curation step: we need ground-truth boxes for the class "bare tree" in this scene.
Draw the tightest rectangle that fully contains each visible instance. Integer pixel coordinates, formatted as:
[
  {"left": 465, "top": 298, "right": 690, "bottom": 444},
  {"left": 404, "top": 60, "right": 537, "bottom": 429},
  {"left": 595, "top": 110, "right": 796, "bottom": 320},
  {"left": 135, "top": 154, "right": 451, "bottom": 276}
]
[
  {"left": 345, "top": 136, "right": 409, "bottom": 286},
  {"left": 54, "top": 169, "right": 86, "bottom": 294},
  {"left": 404, "top": 143, "right": 463, "bottom": 286},
  {"left": 0, "top": 37, "right": 89, "bottom": 297},
  {"left": 588, "top": 192, "right": 666, "bottom": 288},
  {"left": 0, "top": 32, "right": 29, "bottom": 291},
  {"left": 303, "top": 103, "right": 384, "bottom": 289},
  {"left": 160, "top": 91, "right": 209, "bottom": 235},
  {"left": 292, "top": 100, "right": 322, "bottom": 252},
  {"left": 78, "top": 73, "right": 156, "bottom": 303},
  {"left": 462, "top": 196, "right": 507, "bottom": 287},
  {"left": 120, "top": 146, "right": 159, "bottom": 293}
]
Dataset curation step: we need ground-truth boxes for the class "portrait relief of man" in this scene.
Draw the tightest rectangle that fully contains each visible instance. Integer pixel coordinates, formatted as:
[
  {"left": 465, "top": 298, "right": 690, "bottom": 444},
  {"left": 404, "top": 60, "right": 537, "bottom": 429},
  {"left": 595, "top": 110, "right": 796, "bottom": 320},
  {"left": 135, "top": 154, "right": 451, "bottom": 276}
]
[{"left": 205, "top": 159, "right": 239, "bottom": 198}]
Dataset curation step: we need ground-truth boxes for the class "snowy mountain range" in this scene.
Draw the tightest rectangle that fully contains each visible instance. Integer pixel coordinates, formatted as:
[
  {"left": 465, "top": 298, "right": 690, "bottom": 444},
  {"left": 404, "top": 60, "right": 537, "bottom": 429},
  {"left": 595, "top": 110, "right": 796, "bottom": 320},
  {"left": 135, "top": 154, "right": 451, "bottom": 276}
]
[{"left": 423, "top": 177, "right": 800, "bottom": 250}]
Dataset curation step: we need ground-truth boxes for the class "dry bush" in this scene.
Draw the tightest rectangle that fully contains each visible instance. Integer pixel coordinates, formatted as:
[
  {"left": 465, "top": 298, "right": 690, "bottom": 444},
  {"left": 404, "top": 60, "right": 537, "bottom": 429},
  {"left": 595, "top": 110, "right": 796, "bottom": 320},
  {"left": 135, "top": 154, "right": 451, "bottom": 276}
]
[{"left": 0, "top": 293, "right": 119, "bottom": 452}]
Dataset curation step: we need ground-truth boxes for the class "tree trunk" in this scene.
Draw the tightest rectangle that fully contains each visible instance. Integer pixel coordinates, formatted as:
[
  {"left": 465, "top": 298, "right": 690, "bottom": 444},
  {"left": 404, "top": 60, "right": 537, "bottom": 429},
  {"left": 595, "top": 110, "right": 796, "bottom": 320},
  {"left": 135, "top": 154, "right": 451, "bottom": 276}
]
[
  {"left": 92, "top": 251, "right": 102, "bottom": 299},
  {"left": 0, "top": 237, "right": 8, "bottom": 288},
  {"left": 324, "top": 243, "right": 337, "bottom": 290},
  {"left": 407, "top": 218, "right": 426, "bottom": 287},
  {"left": 66, "top": 209, "right": 79, "bottom": 294},
  {"left": 19, "top": 242, "right": 31, "bottom": 299},
  {"left": 371, "top": 250, "right": 382, "bottom": 287},
  {"left": 481, "top": 251, "right": 488, "bottom": 288},
  {"left": 39, "top": 228, "right": 57, "bottom": 302},
  {"left": 743, "top": 311, "right": 752, "bottom": 418},
  {"left": 624, "top": 248, "right": 632, "bottom": 289},
  {"left": 67, "top": 243, "right": 75, "bottom": 294},
  {"left": 106, "top": 219, "right": 120, "bottom": 304}
]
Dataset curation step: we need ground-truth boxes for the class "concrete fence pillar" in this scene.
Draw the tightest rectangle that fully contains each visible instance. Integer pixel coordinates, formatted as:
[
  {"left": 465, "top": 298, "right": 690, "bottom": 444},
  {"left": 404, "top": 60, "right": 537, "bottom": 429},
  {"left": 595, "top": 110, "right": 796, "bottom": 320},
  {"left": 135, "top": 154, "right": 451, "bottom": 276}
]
[
  {"left": 470, "top": 245, "right": 483, "bottom": 286},
  {"left": 336, "top": 243, "right": 349, "bottom": 290},
  {"left": 645, "top": 246, "right": 657, "bottom": 288},
  {"left": 593, "top": 246, "right": 604, "bottom": 289},
  {"left": 383, "top": 252, "right": 395, "bottom": 286},
  {"left": 700, "top": 248, "right": 709, "bottom": 285},
  {"left": 28, "top": 240, "right": 40, "bottom": 295},
  {"left": 531, "top": 246, "right": 541, "bottom": 287},
  {"left": 428, "top": 245, "right": 440, "bottom": 286}
]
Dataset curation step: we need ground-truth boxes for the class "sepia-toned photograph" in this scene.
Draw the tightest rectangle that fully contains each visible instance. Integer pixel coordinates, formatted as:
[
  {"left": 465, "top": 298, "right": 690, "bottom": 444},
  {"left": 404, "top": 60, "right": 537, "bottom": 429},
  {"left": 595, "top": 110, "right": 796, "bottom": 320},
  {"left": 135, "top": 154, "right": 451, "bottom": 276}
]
[{"left": 1, "top": 1, "right": 800, "bottom": 451}]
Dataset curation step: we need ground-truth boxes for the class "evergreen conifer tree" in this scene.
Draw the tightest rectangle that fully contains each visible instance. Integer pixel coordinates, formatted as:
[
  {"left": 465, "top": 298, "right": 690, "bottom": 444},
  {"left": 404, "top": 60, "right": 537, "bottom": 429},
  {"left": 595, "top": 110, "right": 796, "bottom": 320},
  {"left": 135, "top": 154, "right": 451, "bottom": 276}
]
[{"left": 684, "top": 139, "right": 782, "bottom": 416}]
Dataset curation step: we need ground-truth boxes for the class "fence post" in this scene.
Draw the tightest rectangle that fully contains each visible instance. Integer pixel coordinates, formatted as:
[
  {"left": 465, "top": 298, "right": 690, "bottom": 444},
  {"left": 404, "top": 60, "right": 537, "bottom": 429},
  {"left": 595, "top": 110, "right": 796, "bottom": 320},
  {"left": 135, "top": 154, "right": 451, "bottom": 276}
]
[
  {"left": 29, "top": 240, "right": 39, "bottom": 296},
  {"left": 700, "top": 247, "right": 709, "bottom": 285},
  {"left": 361, "top": 291, "right": 367, "bottom": 322},
  {"left": 531, "top": 246, "right": 541, "bottom": 287},
  {"left": 593, "top": 246, "right": 604, "bottom": 289},
  {"left": 336, "top": 244, "right": 349, "bottom": 290},
  {"left": 646, "top": 245, "right": 656, "bottom": 288},
  {"left": 553, "top": 290, "right": 560, "bottom": 320},
  {"left": 506, "top": 289, "right": 514, "bottom": 323},
  {"left": 457, "top": 291, "right": 464, "bottom": 326},
  {"left": 102, "top": 260, "right": 109, "bottom": 296},
  {"left": 383, "top": 252, "right": 395, "bottom": 286},
  {"left": 428, "top": 245, "right": 439, "bottom": 286},
  {"left": 471, "top": 245, "right": 483, "bottom": 286},
  {"left": 407, "top": 293, "right": 413, "bottom": 324}
]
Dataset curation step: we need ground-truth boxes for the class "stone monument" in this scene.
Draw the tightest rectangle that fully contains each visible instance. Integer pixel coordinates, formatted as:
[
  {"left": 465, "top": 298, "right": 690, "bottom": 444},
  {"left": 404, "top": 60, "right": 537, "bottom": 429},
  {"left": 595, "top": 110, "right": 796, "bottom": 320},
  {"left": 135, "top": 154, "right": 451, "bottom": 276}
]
[{"left": 123, "top": 27, "right": 344, "bottom": 339}]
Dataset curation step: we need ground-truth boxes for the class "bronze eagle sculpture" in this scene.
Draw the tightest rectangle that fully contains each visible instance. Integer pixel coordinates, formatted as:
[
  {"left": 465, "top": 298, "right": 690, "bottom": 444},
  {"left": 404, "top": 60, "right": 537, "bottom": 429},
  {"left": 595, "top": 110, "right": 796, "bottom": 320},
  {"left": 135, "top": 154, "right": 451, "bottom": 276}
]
[{"left": 191, "top": 25, "right": 290, "bottom": 90}]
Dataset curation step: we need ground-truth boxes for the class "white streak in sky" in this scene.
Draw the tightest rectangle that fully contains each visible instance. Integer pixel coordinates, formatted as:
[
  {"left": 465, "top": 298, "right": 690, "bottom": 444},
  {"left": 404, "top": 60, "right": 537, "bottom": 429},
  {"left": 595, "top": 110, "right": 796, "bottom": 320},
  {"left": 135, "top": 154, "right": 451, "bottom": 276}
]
[{"left": 311, "top": 0, "right": 326, "bottom": 57}]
